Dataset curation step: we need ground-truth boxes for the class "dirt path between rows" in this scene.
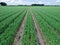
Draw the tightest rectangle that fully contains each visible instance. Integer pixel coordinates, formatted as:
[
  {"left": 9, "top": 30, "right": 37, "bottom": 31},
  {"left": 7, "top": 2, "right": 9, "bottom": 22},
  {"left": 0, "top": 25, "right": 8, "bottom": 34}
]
[
  {"left": 31, "top": 11, "right": 45, "bottom": 45},
  {"left": 13, "top": 11, "right": 28, "bottom": 45}
]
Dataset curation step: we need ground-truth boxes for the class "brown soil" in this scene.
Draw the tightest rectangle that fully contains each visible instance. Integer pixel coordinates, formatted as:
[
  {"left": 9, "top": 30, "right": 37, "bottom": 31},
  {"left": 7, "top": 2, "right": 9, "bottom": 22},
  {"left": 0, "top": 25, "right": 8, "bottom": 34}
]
[
  {"left": 31, "top": 12, "right": 45, "bottom": 45},
  {"left": 13, "top": 11, "right": 28, "bottom": 45}
]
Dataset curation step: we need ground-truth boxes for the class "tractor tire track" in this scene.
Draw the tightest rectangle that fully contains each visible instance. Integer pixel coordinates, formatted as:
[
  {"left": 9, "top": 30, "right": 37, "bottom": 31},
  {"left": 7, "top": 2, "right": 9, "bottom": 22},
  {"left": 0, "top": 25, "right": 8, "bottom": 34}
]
[
  {"left": 31, "top": 11, "right": 45, "bottom": 45},
  {"left": 13, "top": 10, "right": 28, "bottom": 45}
]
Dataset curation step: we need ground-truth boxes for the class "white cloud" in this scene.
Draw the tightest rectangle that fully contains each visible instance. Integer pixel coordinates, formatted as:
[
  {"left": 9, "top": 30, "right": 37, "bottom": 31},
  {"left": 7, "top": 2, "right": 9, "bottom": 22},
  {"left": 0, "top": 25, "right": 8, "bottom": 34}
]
[
  {"left": 0, "top": 0, "right": 46, "bottom": 5},
  {"left": 56, "top": 0, "right": 60, "bottom": 2},
  {"left": 0, "top": 0, "right": 60, "bottom": 5},
  {"left": 0, "top": 0, "right": 9, "bottom": 2},
  {"left": 0, "top": 0, "right": 23, "bottom": 5}
]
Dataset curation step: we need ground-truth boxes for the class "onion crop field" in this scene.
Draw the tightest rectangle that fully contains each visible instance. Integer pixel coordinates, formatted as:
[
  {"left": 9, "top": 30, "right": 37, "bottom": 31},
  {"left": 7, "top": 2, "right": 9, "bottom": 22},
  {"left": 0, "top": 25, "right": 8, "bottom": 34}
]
[{"left": 0, "top": 6, "right": 60, "bottom": 45}]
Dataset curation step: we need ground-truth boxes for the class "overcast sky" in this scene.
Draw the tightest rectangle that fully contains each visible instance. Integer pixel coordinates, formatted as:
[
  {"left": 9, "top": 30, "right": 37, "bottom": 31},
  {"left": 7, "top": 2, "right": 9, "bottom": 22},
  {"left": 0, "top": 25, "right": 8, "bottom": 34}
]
[{"left": 0, "top": 0, "right": 60, "bottom": 5}]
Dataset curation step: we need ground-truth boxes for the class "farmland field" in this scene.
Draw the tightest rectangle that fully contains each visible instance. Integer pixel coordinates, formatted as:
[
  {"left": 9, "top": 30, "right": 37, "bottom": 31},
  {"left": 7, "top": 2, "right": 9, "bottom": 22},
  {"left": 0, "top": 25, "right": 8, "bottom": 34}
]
[{"left": 0, "top": 6, "right": 60, "bottom": 45}]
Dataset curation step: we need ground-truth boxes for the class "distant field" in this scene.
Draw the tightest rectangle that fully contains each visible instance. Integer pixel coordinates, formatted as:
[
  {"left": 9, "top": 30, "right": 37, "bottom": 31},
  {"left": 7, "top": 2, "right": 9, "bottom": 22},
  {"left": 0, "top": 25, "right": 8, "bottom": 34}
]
[{"left": 0, "top": 6, "right": 60, "bottom": 45}]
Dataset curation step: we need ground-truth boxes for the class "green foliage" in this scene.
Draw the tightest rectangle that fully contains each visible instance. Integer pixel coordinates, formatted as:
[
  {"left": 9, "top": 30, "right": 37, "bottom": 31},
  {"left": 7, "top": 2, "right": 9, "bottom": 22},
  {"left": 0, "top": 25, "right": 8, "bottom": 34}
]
[
  {"left": 20, "top": 11, "right": 39, "bottom": 45},
  {"left": 0, "top": 6, "right": 60, "bottom": 45},
  {"left": 0, "top": 6, "right": 27, "bottom": 45},
  {"left": 32, "top": 6, "right": 60, "bottom": 45}
]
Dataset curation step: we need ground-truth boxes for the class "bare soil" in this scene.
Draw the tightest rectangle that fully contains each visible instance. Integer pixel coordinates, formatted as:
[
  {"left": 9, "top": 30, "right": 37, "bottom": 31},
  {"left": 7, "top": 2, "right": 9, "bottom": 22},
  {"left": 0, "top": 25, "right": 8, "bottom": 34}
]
[
  {"left": 13, "top": 11, "right": 28, "bottom": 45},
  {"left": 31, "top": 12, "right": 45, "bottom": 45}
]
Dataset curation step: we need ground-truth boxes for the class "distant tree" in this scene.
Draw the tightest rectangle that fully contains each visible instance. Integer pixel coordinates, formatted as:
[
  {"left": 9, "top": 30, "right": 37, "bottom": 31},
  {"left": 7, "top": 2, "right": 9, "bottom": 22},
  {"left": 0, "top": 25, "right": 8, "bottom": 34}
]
[
  {"left": 31, "top": 4, "right": 44, "bottom": 6},
  {"left": 0, "top": 2, "right": 7, "bottom": 6}
]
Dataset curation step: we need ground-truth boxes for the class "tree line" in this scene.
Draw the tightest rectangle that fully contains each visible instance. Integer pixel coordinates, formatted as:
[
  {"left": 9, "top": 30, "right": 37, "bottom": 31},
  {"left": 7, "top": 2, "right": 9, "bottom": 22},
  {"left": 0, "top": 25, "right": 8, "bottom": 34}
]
[
  {"left": 0, "top": 2, "right": 45, "bottom": 6},
  {"left": 0, "top": 2, "right": 7, "bottom": 6},
  {"left": 31, "top": 4, "right": 44, "bottom": 6}
]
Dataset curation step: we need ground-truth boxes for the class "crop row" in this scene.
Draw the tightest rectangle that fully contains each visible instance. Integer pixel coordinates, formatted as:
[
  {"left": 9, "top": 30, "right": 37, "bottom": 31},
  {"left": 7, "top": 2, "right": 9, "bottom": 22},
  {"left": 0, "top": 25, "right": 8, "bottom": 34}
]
[
  {"left": 0, "top": 9, "right": 26, "bottom": 34},
  {"left": 32, "top": 7, "right": 60, "bottom": 45},
  {"left": 34, "top": 9, "right": 60, "bottom": 34},
  {"left": 0, "top": 8, "right": 27, "bottom": 45},
  {"left": 20, "top": 11, "right": 39, "bottom": 45},
  {"left": 0, "top": 8, "right": 25, "bottom": 22},
  {"left": 39, "top": 7, "right": 60, "bottom": 18},
  {"left": 0, "top": 7, "right": 19, "bottom": 16}
]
